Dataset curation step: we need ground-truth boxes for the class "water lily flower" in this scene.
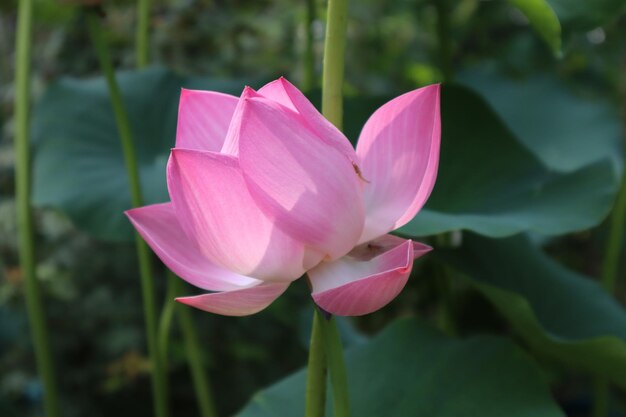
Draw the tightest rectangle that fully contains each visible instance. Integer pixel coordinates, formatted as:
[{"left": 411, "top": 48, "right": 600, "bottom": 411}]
[{"left": 126, "top": 78, "right": 440, "bottom": 316}]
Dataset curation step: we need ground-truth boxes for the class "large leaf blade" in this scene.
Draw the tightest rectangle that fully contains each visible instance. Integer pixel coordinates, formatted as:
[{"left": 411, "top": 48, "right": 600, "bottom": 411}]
[
  {"left": 237, "top": 318, "right": 564, "bottom": 417},
  {"left": 443, "top": 234, "right": 626, "bottom": 389}
]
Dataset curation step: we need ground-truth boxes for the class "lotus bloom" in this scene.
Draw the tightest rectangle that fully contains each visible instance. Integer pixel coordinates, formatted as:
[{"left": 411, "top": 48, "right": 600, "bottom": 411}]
[{"left": 126, "top": 78, "right": 440, "bottom": 316}]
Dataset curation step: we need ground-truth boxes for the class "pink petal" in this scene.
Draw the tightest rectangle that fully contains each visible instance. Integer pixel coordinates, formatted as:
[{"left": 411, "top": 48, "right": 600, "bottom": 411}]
[
  {"left": 176, "top": 89, "right": 238, "bottom": 151},
  {"left": 356, "top": 84, "right": 441, "bottom": 243},
  {"left": 220, "top": 86, "right": 263, "bottom": 156},
  {"left": 309, "top": 238, "right": 417, "bottom": 316},
  {"left": 234, "top": 96, "right": 365, "bottom": 260},
  {"left": 177, "top": 282, "right": 289, "bottom": 316},
  {"left": 257, "top": 77, "right": 358, "bottom": 164},
  {"left": 167, "top": 149, "right": 315, "bottom": 282},
  {"left": 348, "top": 234, "right": 432, "bottom": 261},
  {"left": 126, "top": 203, "right": 257, "bottom": 291},
  {"left": 413, "top": 241, "right": 432, "bottom": 257}
]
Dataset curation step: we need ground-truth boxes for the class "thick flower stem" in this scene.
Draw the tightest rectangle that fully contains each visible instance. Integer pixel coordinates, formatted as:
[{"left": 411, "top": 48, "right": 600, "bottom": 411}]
[
  {"left": 86, "top": 11, "right": 168, "bottom": 417},
  {"left": 434, "top": 0, "right": 453, "bottom": 82},
  {"left": 305, "top": 310, "right": 327, "bottom": 417},
  {"left": 322, "top": 0, "right": 349, "bottom": 129},
  {"left": 14, "top": 1, "right": 61, "bottom": 416},
  {"left": 135, "top": 0, "right": 151, "bottom": 68},
  {"left": 318, "top": 312, "right": 350, "bottom": 417},
  {"left": 310, "top": 0, "right": 352, "bottom": 415},
  {"left": 302, "top": 0, "right": 317, "bottom": 91}
]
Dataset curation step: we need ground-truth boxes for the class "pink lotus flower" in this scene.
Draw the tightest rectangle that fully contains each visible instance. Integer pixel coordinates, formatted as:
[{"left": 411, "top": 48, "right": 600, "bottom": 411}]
[{"left": 126, "top": 78, "right": 440, "bottom": 316}]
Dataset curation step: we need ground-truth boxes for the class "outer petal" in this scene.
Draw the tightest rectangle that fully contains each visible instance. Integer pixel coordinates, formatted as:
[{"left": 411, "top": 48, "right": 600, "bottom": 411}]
[
  {"left": 176, "top": 89, "right": 238, "bottom": 151},
  {"left": 356, "top": 84, "right": 441, "bottom": 243},
  {"left": 167, "top": 149, "right": 314, "bottom": 282},
  {"left": 177, "top": 282, "right": 289, "bottom": 316},
  {"left": 126, "top": 203, "right": 257, "bottom": 291},
  {"left": 309, "top": 238, "right": 426, "bottom": 316},
  {"left": 235, "top": 96, "right": 365, "bottom": 260},
  {"left": 257, "top": 77, "right": 358, "bottom": 164}
]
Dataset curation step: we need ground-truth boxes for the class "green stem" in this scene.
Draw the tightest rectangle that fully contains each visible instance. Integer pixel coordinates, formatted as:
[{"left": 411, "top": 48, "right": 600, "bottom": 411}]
[
  {"left": 305, "top": 309, "right": 327, "bottom": 417},
  {"left": 158, "top": 273, "right": 218, "bottom": 417},
  {"left": 435, "top": 264, "right": 456, "bottom": 336},
  {"left": 303, "top": 0, "right": 317, "bottom": 91},
  {"left": 434, "top": 0, "right": 453, "bottom": 82},
  {"left": 321, "top": 0, "right": 349, "bottom": 129},
  {"left": 310, "top": 1, "right": 352, "bottom": 415},
  {"left": 14, "top": 1, "right": 61, "bottom": 416},
  {"left": 318, "top": 312, "right": 350, "bottom": 417},
  {"left": 86, "top": 11, "right": 168, "bottom": 417},
  {"left": 135, "top": 0, "right": 151, "bottom": 68},
  {"left": 176, "top": 279, "right": 218, "bottom": 417},
  {"left": 592, "top": 66, "right": 626, "bottom": 417},
  {"left": 600, "top": 172, "right": 626, "bottom": 293},
  {"left": 158, "top": 273, "right": 179, "bottom": 374}
]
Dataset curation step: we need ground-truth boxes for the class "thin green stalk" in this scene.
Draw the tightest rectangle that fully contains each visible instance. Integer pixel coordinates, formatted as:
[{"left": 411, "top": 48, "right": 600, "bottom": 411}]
[
  {"left": 435, "top": 264, "right": 456, "bottom": 336},
  {"left": 86, "top": 11, "right": 168, "bottom": 417},
  {"left": 321, "top": 0, "right": 349, "bottom": 129},
  {"left": 135, "top": 0, "right": 151, "bottom": 68},
  {"left": 158, "top": 273, "right": 179, "bottom": 373},
  {"left": 176, "top": 279, "right": 218, "bottom": 417},
  {"left": 318, "top": 312, "right": 350, "bottom": 417},
  {"left": 303, "top": 0, "right": 317, "bottom": 91},
  {"left": 592, "top": 72, "right": 626, "bottom": 417},
  {"left": 14, "top": 1, "right": 61, "bottom": 416},
  {"left": 434, "top": 0, "right": 453, "bottom": 82},
  {"left": 158, "top": 273, "right": 218, "bottom": 417},
  {"left": 600, "top": 171, "right": 626, "bottom": 293},
  {"left": 305, "top": 309, "right": 327, "bottom": 417}
]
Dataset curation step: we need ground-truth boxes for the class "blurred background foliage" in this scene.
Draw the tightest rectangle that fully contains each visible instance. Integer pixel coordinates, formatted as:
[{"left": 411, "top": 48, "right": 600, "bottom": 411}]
[{"left": 1, "top": 0, "right": 626, "bottom": 416}]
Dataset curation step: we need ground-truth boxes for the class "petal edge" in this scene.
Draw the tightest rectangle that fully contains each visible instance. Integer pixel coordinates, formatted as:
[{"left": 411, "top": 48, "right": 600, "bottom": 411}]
[
  {"left": 356, "top": 84, "right": 441, "bottom": 243},
  {"left": 176, "top": 282, "right": 289, "bottom": 316}
]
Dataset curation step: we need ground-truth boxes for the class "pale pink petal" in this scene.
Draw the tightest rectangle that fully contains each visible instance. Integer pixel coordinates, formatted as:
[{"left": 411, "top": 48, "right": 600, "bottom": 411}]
[
  {"left": 176, "top": 89, "right": 238, "bottom": 151},
  {"left": 309, "top": 238, "right": 421, "bottom": 316},
  {"left": 235, "top": 96, "right": 365, "bottom": 260},
  {"left": 257, "top": 77, "right": 358, "bottom": 164},
  {"left": 356, "top": 84, "right": 441, "bottom": 243},
  {"left": 167, "top": 149, "right": 315, "bottom": 282},
  {"left": 177, "top": 282, "right": 289, "bottom": 316},
  {"left": 126, "top": 203, "right": 257, "bottom": 291}
]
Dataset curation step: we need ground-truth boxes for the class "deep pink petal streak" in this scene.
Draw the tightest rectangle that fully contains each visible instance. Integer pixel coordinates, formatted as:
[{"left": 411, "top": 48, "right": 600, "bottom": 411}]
[{"left": 356, "top": 84, "right": 441, "bottom": 243}]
